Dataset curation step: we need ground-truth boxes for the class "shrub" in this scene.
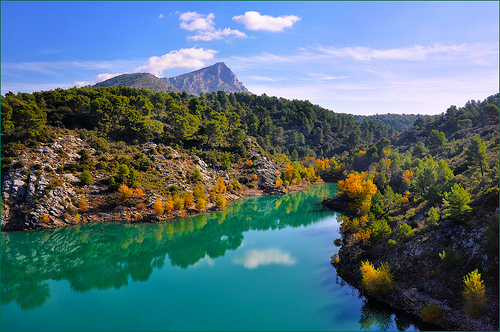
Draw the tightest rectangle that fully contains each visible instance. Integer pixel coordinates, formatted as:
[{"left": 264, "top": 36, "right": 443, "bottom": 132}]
[
  {"left": 427, "top": 207, "right": 439, "bottom": 225},
  {"left": 79, "top": 170, "right": 93, "bottom": 186},
  {"left": 173, "top": 195, "right": 185, "bottom": 210},
  {"left": 78, "top": 197, "right": 88, "bottom": 212},
  {"left": 387, "top": 239, "right": 397, "bottom": 247},
  {"left": 397, "top": 223, "right": 414, "bottom": 241},
  {"left": 360, "top": 261, "right": 393, "bottom": 296},
  {"left": 108, "top": 177, "right": 118, "bottom": 190},
  {"left": 118, "top": 184, "right": 133, "bottom": 203},
  {"left": 41, "top": 213, "right": 50, "bottom": 223},
  {"left": 369, "top": 218, "right": 391, "bottom": 239},
  {"left": 153, "top": 198, "right": 164, "bottom": 216},
  {"left": 419, "top": 305, "right": 443, "bottom": 325},
  {"left": 194, "top": 183, "right": 206, "bottom": 199},
  {"left": 216, "top": 194, "right": 227, "bottom": 208},
  {"left": 275, "top": 176, "right": 283, "bottom": 187},
  {"left": 163, "top": 198, "right": 174, "bottom": 214},
  {"left": 183, "top": 192, "right": 194, "bottom": 209},
  {"left": 443, "top": 183, "right": 472, "bottom": 222},
  {"left": 133, "top": 188, "right": 144, "bottom": 198},
  {"left": 439, "top": 246, "right": 462, "bottom": 269},
  {"left": 195, "top": 198, "right": 206, "bottom": 210},
  {"left": 463, "top": 269, "right": 487, "bottom": 317}
]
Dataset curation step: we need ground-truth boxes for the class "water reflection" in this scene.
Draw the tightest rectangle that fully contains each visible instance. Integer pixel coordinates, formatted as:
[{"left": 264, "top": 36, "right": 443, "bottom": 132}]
[
  {"left": 232, "top": 248, "right": 296, "bottom": 269},
  {"left": 1, "top": 184, "right": 335, "bottom": 310},
  {"left": 358, "top": 298, "right": 443, "bottom": 331}
]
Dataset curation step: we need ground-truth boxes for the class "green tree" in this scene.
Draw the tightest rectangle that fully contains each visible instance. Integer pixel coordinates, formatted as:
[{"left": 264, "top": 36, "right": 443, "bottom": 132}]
[
  {"left": 79, "top": 170, "right": 93, "bottom": 186},
  {"left": 462, "top": 269, "right": 487, "bottom": 317},
  {"left": 127, "top": 167, "right": 140, "bottom": 188},
  {"left": 117, "top": 164, "right": 130, "bottom": 183},
  {"left": 465, "top": 135, "right": 488, "bottom": 177},
  {"left": 443, "top": 183, "right": 472, "bottom": 222},
  {"left": 428, "top": 130, "right": 447, "bottom": 153},
  {"left": 427, "top": 207, "right": 439, "bottom": 224}
]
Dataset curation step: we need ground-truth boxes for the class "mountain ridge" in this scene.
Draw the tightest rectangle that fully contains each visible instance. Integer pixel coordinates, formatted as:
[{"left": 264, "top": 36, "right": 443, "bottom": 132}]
[{"left": 92, "top": 62, "right": 250, "bottom": 95}]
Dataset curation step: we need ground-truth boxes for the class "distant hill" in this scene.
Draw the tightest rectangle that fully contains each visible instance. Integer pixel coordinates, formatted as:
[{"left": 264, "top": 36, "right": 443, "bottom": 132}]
[
  {"left": 354, "top": 113, "right": 429, "bottom": 133},
  {"left": 93, "top": 73, "right": 180, "bottom": 93},
  {"left": 162, "top": 62, "right": 251, "bottom": 95},
  {"left": 93, "top": 62, "right": 250, "bottom": 95}
]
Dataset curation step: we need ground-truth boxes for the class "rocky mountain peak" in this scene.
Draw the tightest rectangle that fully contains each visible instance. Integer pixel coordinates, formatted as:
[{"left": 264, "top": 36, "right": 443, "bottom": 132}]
[
  {"left": 162, "top": 62, "right": 250, "bottom": 95},
  {"left": 92, "top": 62, "right": 250, "bottom": 96}
]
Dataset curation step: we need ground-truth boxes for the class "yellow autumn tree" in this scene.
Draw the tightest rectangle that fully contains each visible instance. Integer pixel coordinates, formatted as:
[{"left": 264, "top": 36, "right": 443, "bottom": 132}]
[
  {"left": 276, "top": 176, "right": 283, "bottom": 187},
  {"left": 360, "top": 260, "right": 393, "bottom": 296},
  {"left": 78, "top": 197, "right": 88, "bottom": 212},
  {"left": 183, "top": 192, "right": 194, "bottom": 209},
  {"left": 153, "top": 197, "right": 164, "bottom": 216},
  {"left": 195, "top": 197, "right": 206, "bottom": 210},
  {"left": 163, "top": 198, "right": 174, "bottom": 214},
  {"left": 463, "top": 269, "right": 487, "bottom": 317},
  {"left": 118, "top": 184, "right": 133, "bottom": 203},
  {"left": 337, "top": 172, "right": 377, "bottom": 215}
]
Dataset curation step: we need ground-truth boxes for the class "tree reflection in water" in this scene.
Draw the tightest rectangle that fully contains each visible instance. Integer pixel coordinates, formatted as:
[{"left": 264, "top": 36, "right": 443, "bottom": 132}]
[{"left": 1, "top": 184, "right": 335, "bottom": 310}]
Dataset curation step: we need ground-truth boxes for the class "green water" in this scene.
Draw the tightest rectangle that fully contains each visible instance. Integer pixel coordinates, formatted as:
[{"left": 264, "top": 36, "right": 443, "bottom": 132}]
[{"left": 1, "top": 183, "right": 425, "bottom": 331}]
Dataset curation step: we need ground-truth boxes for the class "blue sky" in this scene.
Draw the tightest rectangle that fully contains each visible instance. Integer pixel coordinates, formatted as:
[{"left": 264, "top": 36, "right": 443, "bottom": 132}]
[{"left": 1, "top": 1, "right": 498, "bottom": 115}]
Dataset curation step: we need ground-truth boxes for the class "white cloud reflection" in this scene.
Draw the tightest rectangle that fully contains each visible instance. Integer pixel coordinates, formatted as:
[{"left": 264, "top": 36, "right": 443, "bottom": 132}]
[{"left": 232, "top": 248, "right": 296, "bottom": 269}]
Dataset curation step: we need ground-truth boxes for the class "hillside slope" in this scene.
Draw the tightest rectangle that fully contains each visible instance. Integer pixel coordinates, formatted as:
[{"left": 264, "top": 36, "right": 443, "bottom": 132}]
[
  {"left": 93, "top": 73, "right": 179, "bottom": 93},
  {"left": 324, "top": 94, "right": 499, "bottom": 331}
]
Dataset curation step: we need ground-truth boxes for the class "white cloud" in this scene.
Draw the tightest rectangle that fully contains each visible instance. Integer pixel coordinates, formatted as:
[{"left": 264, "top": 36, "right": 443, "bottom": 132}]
[
  {"left": 189, "top": 28, "right": 247, "bottom": 41},
  {"left": 159, "top": 13, "right": 165, "bottom": 19},
  {"left": 314, "top": 43, "right": 476, "bottom": 61},
  {"left": 233, "top": 11, "right": 300, "bottom": 32},
  {"left": 179, "top": 11, "right": 215, "bottom": 31},
  {"left": 232, "top": 248, "right": 296, "bottom": 269},
  {"left": 247, "top": 75, "right": 279, "bottom": 82},
  {"left": 178, "top": 11, "right": 247, "bottom": 41},
  {"left": 134, "top": 47, "right": 217, "bottom": 76}
]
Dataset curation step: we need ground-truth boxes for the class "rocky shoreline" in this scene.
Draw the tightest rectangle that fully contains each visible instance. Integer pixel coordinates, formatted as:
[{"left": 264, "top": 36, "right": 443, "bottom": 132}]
[
  {"left": 324, "top": 194, "right": 499, "bottom": 331},
  {"left": 1, "top": 134, "right": 305, "bottom": 232}
]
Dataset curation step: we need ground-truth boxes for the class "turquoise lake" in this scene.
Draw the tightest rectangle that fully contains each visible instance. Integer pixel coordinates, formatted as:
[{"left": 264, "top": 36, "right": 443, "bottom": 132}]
[{"left": 1, "top": 183, "right": 428, "bottom": 331}]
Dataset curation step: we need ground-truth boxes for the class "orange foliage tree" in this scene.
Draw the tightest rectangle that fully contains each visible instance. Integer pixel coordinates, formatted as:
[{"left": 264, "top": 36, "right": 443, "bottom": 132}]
[
  {"left": 153, "top": 197, "right": 164, "bottom": 216},
  {"left": 337, "top": 172, "right": 377, "bottom": 214}
]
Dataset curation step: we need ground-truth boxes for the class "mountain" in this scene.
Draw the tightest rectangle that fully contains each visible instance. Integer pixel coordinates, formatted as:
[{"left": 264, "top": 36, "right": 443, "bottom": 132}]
[
  {"left": 93, "top": 73, "right": 180, "bottom": 93},
  {"left": 162, "top": 62, "right": 251, "bottom": 95},
  {"left": 92, "top": 62, "right": 250, "bottom": 95}
]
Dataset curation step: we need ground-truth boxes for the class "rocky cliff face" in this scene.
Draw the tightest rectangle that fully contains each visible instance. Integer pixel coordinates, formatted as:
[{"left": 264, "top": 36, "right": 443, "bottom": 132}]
[
  {"left": 1, "top": 135, "right": 286, "bottom": 231},
  {"left": 162, "top": 62, "right": 251, "bottom": 95},
  {"left": 327, "top": 198, "right": 499, "bottom": 331}
]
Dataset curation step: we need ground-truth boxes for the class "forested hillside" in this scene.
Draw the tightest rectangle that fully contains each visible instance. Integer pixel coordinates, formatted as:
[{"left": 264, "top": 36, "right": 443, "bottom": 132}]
[
  {"left": 325, "top": 94, "right": 499, "bottom": 330},
  {"left": 354, "top": 113, "right": 429, "bottom": 133},
  {"left": 1, "top": 87, "right": 399, "bottom": 179}
]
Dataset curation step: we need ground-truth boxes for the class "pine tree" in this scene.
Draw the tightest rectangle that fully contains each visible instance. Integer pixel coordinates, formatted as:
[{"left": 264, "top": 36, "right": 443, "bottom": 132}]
[
  {"left": 465, "top": 135, "right": 488, "bottom": 177},
  {"left": 443, "top": 183, "right": 472, "bottom": 221}
]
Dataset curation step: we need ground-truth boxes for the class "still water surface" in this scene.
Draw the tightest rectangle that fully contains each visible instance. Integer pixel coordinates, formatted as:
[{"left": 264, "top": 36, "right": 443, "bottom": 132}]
[{"left": 2, "top": 183, "right": 425, "bottom": 331}]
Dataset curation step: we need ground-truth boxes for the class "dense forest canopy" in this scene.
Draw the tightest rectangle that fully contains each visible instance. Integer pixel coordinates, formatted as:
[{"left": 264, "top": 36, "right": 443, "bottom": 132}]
[{"left": 1, "top": 87, "right": 400, "bottom": 176}]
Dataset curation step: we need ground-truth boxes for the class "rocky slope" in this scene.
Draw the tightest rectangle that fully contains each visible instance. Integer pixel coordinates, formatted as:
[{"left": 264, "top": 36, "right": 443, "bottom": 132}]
[
  {"left": 1, "top": 134, "right": 289, "bottom": 231},
  {"left": 324, "top": 196, "right": 499, "bottom": 331},
  {"left": 162, "top": 62, "right": 250, "bottom": 95}
]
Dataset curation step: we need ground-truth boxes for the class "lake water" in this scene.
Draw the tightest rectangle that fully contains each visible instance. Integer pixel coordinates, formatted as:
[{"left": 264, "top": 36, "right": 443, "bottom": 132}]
[{"left": 1, "top": 183, "right": 426, "bottom": 331}]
